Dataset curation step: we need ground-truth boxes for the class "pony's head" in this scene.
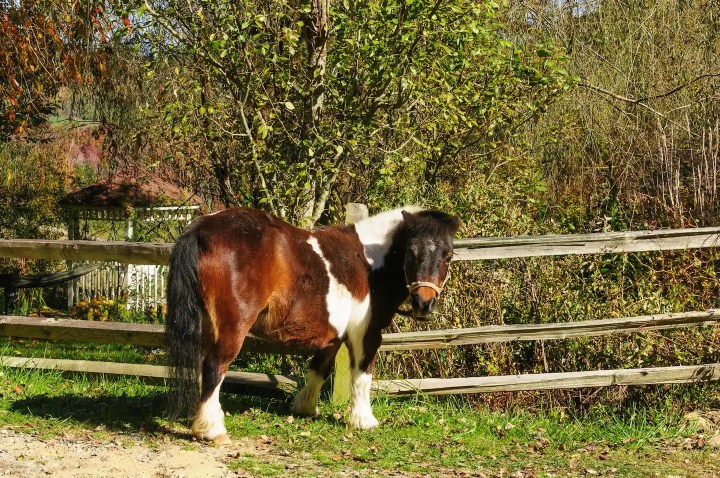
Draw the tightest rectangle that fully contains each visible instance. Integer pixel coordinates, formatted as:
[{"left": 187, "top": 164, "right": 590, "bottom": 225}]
[{"left": 401, "top": 210, "right": 461, "bottom": 319}]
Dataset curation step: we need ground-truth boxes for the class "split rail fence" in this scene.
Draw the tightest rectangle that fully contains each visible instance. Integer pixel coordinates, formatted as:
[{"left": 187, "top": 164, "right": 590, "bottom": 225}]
[{"left": 1, "top": 209, "right": 720, "bottom": 399}]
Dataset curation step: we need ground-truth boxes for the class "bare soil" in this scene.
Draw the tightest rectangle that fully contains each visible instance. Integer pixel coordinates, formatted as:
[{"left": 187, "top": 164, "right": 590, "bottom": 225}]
[{"left": 0, "top": 428, "right": 245, "bottom": 478}]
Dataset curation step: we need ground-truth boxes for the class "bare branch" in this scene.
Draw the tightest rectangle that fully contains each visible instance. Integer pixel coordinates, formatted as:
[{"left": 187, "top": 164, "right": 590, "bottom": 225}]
[
  {"left": 638, "top": 73, "right": 720, "bottom": 102},
  {"left": 237, "top": 87, "right": 277, "bottom": 216},
  {"left": 310, "top": 148, "right": 347, "bottom": 224},
  {"left": 578, "top": 82, "right": 668, "bottom": 119}
]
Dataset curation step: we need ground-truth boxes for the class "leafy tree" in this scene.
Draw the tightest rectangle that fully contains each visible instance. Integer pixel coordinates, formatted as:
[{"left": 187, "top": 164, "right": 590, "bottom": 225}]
[
  {"left": 0, "top": 141, "right": 68, "bottom": 239},
  {"left": 139, "top": 0, "right": 572, "bottom": 225}
]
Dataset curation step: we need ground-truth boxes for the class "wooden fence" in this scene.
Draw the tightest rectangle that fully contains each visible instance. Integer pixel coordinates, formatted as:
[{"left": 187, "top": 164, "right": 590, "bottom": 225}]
[{"left": 1, "top": 212, "right": 720, "bottom": 399}]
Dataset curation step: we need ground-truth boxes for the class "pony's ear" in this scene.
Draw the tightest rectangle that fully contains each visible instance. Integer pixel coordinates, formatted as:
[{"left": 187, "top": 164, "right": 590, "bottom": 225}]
[
  {"left": 401, "top": 210, "right": 416, "bottom": 221},
  {"left": 445, "top": 215, "right": 462, "bottom": 234}
]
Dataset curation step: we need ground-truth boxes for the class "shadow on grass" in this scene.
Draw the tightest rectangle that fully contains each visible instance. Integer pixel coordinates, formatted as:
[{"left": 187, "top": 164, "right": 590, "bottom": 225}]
[
  {"left": 9, "top": 385, "right": 366, "bottom": 436},
  {"left": 7, "top": 385, "right": 317, "bottom": 436},
  {"left": 10, "top": 391, "right": 178, "bottom": 435}
]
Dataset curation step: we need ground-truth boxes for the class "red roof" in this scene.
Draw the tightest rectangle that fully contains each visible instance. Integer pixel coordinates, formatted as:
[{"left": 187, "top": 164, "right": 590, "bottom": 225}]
[{"left": 59, "top": 177, "right": 200, "bottom": 208}]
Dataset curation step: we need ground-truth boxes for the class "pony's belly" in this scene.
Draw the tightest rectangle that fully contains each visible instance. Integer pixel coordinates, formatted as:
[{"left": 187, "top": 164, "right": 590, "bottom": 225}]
[{"left": 249, "top": 305, "right": 341, "bottom": 349}]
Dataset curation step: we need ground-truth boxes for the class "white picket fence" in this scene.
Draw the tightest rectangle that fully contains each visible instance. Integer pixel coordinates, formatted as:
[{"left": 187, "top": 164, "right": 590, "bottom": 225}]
[
  {"left": 63, "top": 205, "right": 198, "bottom": 312},
  {"left": 68, "top": 263, "right": 167, "bottom": 312}
]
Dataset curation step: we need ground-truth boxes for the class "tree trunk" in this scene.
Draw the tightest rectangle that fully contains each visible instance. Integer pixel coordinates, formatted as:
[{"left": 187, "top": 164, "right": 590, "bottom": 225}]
[
  {"left": 298, "top": 0, "right": 330, "bottom": 227},
  {"left": 305, "top": 0, "right": 329, "bottom": 126}
]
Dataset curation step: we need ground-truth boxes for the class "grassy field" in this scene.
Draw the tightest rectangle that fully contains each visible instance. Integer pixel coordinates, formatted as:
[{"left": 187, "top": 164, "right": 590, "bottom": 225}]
[{"left": 1, "top": 361, "right": 719, "bottom": 477}]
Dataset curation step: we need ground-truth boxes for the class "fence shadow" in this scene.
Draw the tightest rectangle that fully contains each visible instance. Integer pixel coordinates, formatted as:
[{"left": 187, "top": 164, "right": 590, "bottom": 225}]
[{"left": 10, "top": 391, "right": 173, "bottom": 435}]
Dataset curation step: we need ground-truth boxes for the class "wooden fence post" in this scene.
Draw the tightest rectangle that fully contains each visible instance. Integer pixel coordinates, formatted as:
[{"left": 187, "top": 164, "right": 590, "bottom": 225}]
[
  {"left": 332, "top": 203, "right": 369, "bottom": 405},
  {"left": 66, "top": 210, "right": 80, "bottom": 309}
]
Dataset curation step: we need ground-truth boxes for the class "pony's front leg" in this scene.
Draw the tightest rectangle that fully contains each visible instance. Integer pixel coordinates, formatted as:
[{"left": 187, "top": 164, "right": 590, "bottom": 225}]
[
  {"left": 348, "top": 368, "right": 379, "bottom": 429},
  {"left": 348, "top": 328, "right": 381, "bottom": 430},
  {"left": 293, "top": 343, "right": 341, "bottom": 416}
]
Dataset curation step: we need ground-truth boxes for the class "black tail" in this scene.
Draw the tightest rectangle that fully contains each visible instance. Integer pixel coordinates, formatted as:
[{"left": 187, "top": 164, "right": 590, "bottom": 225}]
[{"left": 166, "top": 230, "right": 203, "bottom": 419}]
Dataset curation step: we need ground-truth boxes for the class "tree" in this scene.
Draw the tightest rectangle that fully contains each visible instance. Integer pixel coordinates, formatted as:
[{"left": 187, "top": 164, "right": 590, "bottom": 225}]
[
  {"left": 0, "top": 1, "right": 116, "bottom": 139},
  {"left": 138, "top": 0, "right": 572, "bottom": 225}
]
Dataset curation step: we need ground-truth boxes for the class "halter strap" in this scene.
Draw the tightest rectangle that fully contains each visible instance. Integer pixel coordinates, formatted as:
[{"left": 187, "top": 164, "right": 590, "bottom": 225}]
[
  {"left": 407, "top": 281, "right": 443, "bottom": 294},
  {"left": 407, "top": 271, "right": 450, "bottom": 295}
]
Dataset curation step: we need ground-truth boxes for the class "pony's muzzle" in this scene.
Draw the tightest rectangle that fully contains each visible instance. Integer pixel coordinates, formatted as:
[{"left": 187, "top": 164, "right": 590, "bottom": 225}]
[{"left": 410, "top": 292, "right": 437, "bottom": 319}]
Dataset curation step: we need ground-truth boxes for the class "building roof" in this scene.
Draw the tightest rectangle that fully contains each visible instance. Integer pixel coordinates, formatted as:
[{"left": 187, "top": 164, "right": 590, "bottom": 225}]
[{"left": 59, "top": 177, "right": 200, "bottom": 209}]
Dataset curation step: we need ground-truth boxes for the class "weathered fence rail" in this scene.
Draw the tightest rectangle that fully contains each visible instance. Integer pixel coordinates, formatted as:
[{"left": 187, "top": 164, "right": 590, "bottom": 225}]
[
  {"left": 1, "top": 308, "right": 719, "bottom": 394},
  {"left": 0, "top": 315, "right": 314, "bottom": 355},
  {"left": 2, "top": 222, "right": 720, "bottom": 397},
  {"left": 454, "top": 226, "right": 720, "bottom": 260},
  {"left": 3, "top": 309, "right": 719, "bottom": 352},
  {"left": 0, "top": 356, "right": 298, "bottom": 392},
  {"left": 375, "top": 364, "right": 720, "bottom": 395},
  {"left": 2, "top": 225, "right": 720, "bottom": 264},
  {"left": 0, "top": 239, "right": 172, "bottom": 265},
  {"left": 3, "top": 309, "right": 719, "bottom": 395}
]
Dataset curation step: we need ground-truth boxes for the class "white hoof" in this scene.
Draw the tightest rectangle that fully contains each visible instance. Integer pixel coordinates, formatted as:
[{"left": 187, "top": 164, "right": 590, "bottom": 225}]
[
  {"left": 191, "top": 413, "right": 227, "bottom": 441},
  {"left": 348, "top": 410, "right": 379, "bottom": 430},
  {"left": 292, "top": 395, "right": 319, "bottom": 417},
  {"left": 191, "top": 424, "right": 228, "bottom": 442},
  {"left": 292, "top": 386, "right": 320, "bottom": 416}
]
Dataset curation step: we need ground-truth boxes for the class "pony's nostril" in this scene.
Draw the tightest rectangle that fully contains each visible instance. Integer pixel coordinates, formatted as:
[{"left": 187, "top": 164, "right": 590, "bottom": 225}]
[
  {"left": 411, "top": 294, "right": 423, "bottom": 310},
  {"left": 427, "top": 297, "right": 437, "bottom": 311}
]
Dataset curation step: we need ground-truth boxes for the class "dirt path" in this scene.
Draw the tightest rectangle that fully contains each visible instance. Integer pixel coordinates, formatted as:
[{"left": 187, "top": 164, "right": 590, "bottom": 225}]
[
  {"left": 0, "top": 428, "right": 418, "bottom": 478},
  {"left": 0, "top": 428, "right": 248, "bottom": 478},
  {"left": 2, "top": 424, "right": 718, "bottom": 478}
]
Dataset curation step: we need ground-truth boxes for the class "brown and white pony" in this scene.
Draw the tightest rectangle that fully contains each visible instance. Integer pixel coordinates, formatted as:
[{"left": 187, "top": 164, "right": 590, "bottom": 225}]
[{"left": 166, "top": 206, "right": 460, "bottom": 444}]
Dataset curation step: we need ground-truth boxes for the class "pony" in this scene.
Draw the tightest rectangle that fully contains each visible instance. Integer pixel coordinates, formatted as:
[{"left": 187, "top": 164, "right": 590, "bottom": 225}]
[{"left": 165, "top": 206, "right": 460, "bottom": 444}]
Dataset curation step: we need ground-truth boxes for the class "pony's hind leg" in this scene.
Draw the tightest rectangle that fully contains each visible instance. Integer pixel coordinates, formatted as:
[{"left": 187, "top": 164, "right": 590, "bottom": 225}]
[
  {"left": 292, "top": 342, "right": 342, "bottom": 416},
  {"left": 191, "top": 347, "right": 232, "bottom": 444},
  {"left": 191, "top": 310, "right": 254, "bottom": 445}
]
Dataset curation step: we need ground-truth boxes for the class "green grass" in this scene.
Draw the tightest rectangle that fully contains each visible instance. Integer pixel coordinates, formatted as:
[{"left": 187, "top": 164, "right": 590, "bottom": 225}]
[
  {"left": 220, "top": 394, "right": 719, "bottom": 477},
  {"left": 0, "top": 337, "right": 162, "bottom": 365},
  {"left": 1, "top": 365, "right": 718, "bottom": 477}
]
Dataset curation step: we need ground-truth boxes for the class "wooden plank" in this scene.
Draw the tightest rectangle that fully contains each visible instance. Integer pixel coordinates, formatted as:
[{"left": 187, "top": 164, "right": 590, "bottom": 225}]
[
  {"left": 2, "top": 356, "right": 715, "bottom": 396},
  {"left": 0, "top": 315, "right": 164, "bottom": 347},
  {"left": 379, "top": 309, "right": 720, "bottom": 351},
  {"left": 374, "top": 363, "right": 720, "bottom": 395},
  {"left": 454, "top": 226, "right": 720, "bottom": 261},
  {"left": 2, "top": 226, "right": 720, "bottom": 266},
  {"left": 0, "top": 239, "right": 173, "bottom": 265},
  {"left": 0, "top": 316, "right": 314, "bottom": 356},
  {"left": 0, "top": 356, "right": 297, "bottom": 393},
  {"left": 3, "top": 310, "right": 718, "bottom": 354}
]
